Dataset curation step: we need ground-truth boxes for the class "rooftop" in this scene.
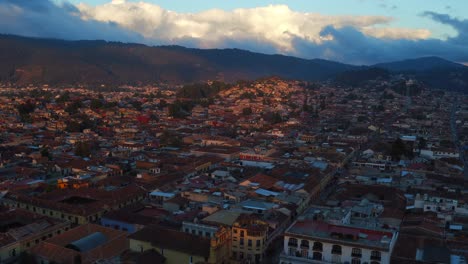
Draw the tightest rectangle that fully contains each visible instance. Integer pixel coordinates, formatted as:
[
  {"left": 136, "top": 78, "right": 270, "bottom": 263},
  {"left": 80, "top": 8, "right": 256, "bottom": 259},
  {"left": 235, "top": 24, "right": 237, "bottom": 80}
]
[{"left": 286, "top": 219, "right": 395, "bottom": 251}]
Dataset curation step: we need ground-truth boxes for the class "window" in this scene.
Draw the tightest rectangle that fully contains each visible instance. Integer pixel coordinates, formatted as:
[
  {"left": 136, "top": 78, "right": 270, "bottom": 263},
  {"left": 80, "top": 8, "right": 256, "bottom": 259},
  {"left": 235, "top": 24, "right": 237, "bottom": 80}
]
[
  {"left": 288, "top": 237, "right": 298, "bottom": 247},
  {"left": 312, "top": 252, "right": 322, "bottom": 260},
  {"left": 205, "top": 232, "right": 211, "bottom": 237},
  {"left": 352, "top": 248, "right": 362, "bottom": 258},
  {"left": 256, "top": 240, "right": 261, "bottom": 247},
  {"left": 352, "top": 258, "right": 361, "bottom": 264},
  {"left": 198, "top": 230, "right": 203, "bottom": 236},
  {"left": 240, "top": 238, "right": 244, "bottom": 246},
  {"left": 185, "top": 228, "right": 189, "bottom": 233},
  {"left": 233, "top": 229, "right": 238, "bottom": 234},
  {"left": 301, "top": 248, "right": 309, "bottom": 258},
  {"left": 288, "top": 247, "right": 295, "bottom": 256},
  {"left": 313, "top": 242, "right": 323, "bottom": 251},
  {"left": 239, "top": 252, "right": 244, "bottom": 259},
  {"left": 248, "top": 239, "right": 252, "bottom": 247},
  {"left": 240, "top": 230, "right": 245, "bottom": 237},
  {"left": 371, "top": 251, "right": 381, "bottom": 261},
  {"left": 300, "top": 240, "right": 309, "bottom": 249},
  {"left": 232, "top": 251, "right": 237, "bottom": 259},
  {"left": 332, "top": 245, "right": 342, "bottom": 255}
]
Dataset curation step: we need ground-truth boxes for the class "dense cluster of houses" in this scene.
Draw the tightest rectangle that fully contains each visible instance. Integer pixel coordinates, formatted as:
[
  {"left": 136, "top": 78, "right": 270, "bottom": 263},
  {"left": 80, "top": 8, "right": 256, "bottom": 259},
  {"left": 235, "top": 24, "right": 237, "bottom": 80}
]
[{"left": 0, "top": 78, "right": 467, "bottom": 264}]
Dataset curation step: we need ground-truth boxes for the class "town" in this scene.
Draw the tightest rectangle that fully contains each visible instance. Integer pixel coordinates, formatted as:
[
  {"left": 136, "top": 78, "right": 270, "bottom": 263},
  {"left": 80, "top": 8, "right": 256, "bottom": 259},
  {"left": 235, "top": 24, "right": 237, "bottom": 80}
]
[{"left": 0, "top": 77, "right": 467, "bottom": 264}]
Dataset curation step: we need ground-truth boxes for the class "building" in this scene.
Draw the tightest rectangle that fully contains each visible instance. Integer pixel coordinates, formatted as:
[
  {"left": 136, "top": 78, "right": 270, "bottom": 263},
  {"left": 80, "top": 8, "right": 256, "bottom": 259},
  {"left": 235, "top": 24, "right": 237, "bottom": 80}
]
[
  {"left": 231, "top": 214, "right": 269, "bottom": 264},
  {"left": 129, "top": 225, "right": 231, "bottom": 264},
  {"left": 280, "top": 217, "right": 398, "bottom": 264},
  {"left": 0, "top": 207, "right": 71, "bottom": 264},
  {"left": 1, "top": 186, "right": 146, "bottom": 225},
  {"left": 30, "top": 224, "right": 128, "bottom": 264}
]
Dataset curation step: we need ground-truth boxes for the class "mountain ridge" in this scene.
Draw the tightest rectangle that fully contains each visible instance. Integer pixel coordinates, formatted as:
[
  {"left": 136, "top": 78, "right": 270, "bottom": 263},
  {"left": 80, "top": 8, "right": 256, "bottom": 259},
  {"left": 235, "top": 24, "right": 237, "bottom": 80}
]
[{"left": 0, "top": 34, "right": 466, "bottom": 92}]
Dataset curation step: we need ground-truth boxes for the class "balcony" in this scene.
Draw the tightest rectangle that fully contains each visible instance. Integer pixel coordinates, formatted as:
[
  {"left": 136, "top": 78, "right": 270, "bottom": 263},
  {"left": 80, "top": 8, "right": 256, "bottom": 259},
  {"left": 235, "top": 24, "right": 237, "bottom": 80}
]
[
  {"left": 331, "top": 250, "right": 342, "bottom": 255},
  {"left": 280, "top": 253, "right": 327, "bottom": 264},
  {"left": 288, "top": 242, "right": 298, "bottom": 247}
]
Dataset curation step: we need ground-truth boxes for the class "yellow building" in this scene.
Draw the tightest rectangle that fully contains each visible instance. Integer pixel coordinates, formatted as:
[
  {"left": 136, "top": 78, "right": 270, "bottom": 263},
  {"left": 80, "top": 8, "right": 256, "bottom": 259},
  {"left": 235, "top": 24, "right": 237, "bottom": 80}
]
[
  {"left": 0, "top": 208, "right": 71, "bottom": 264},
  {"left": 129, "top": 225, "right": 231, "bottom": 264},
  {"left": 231, "top": 214, "right": 269, "bottom": 264}
]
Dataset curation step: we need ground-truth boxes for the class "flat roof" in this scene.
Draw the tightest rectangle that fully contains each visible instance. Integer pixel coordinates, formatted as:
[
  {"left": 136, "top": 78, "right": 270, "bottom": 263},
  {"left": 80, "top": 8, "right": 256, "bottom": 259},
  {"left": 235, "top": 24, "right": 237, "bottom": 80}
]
[{"left": 286, "top": 220, "right": 395, "bottom": 250}]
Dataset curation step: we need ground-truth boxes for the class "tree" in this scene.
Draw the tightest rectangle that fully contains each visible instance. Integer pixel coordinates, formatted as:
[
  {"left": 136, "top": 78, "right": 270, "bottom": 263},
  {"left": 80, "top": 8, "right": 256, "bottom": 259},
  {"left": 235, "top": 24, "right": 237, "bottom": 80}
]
[
  {"left": 131, "top": 101, "right": 143, "bottom": 111},
  {"left": 242, "top": 107, "right": 253, "bottom": 116},
  {"left": 40, "top": 147, "right": 52, "bottom": 160},
  {"left": 390, "top": 138, "right": 413, "bottom": 161},
  {"left": 74, "top": 141, "right": 91, "bottom": 157},
  {"left": 65, "top": 101, "right": 82, "bottom": 115},
  {"left": 418, "top": 137, "right": 427, "bottom": 150},
  {"left": 17, "top": 100, "right": 36, "bottom": 122},
  {"left": 90, "top": 98, "right": 103, "bottom": 109},
  {"left": 159, "top": 130, "right": 182, "bottom": 147}
]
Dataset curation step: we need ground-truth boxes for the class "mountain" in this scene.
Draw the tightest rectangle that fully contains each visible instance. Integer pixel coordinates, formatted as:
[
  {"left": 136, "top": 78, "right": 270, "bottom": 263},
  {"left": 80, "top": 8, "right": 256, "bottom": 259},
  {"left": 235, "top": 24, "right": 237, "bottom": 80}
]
[
  {"left": 0, "top": 34, "right": 466, "bottom": 92},
  {"left": 0, "top": 35, "right": 354, "bottom": 86},
  {"left": 374, "top": 57, "right": 468, "bottom": 93},
  {"left": 374, "top": 56, "right": 465, "bottom": 72}
]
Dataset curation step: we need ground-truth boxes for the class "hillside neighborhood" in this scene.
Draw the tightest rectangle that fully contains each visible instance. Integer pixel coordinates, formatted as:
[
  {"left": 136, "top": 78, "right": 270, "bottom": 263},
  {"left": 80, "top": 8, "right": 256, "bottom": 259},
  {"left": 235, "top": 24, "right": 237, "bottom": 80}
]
[{"left": 0, "top": 77, "right": 467, "bottom": 264}]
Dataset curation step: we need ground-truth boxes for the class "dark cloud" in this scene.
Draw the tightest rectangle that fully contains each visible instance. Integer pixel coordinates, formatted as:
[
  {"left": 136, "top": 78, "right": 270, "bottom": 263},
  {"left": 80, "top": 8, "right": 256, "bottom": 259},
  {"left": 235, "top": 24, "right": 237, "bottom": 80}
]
[
  {"left": 423, "top": 12, "right": 468, "bottom": 45},
  {"left": 0, "top": 0, "right": 142, "bottom": 42},
  {"left": 291, "top": 24, "right": 468, "bottom": 64}
]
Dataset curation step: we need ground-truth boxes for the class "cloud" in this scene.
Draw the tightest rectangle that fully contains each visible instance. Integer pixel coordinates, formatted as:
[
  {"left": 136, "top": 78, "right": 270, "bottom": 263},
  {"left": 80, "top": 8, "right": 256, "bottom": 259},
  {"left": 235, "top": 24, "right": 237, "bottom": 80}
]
[
  {"left": 423, "top": 12, "right": 468, "bottom": 45},
  {"left": 76, "top": 0, "right": 431, "bottom": 54},
  {"left": 290, "top": 25, "right": 468, "bottom": 65},
  {"left": 0, "top": 0, "right": 142, "bottom": 42},
  {"left": 0, "top": 0, "right": 467, "bottom": 65}
]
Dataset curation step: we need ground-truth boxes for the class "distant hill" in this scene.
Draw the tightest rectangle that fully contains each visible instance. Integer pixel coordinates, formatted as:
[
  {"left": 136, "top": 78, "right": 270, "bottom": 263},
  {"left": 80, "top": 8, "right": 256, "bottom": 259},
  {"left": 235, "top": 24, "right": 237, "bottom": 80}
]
[
  {"left": 0, "top": 35, "right": 354, "bottom": 86},
  {"left": 374, "top": 56, "right": 465, "bottom": 72},
  {"left": 0, "top": 34, "right": 467, "bottom": 92},
  {"left": 374, "top": 57, "right": 468, "bottom": 93}
]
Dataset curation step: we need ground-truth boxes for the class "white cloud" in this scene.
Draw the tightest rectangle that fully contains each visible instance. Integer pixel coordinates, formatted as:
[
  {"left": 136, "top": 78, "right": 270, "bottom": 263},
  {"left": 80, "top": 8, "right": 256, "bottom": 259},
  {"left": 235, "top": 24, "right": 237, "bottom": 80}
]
[
  {"left": 76, "top": 1, "right": 430, "bottom": 53},
  {"left": 362, "top": 27, "right": 431, "bottom": 40}
]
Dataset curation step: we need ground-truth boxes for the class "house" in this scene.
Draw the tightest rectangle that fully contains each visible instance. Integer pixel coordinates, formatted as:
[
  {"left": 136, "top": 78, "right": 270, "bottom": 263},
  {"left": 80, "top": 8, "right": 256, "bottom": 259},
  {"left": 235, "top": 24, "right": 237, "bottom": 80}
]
[
  {"left": 280, "top": 218, "right": 398, "bottom": 264},
  {"left": 129, "top": 225, "right": 231, "bottom": 264},
  {"left": 231, "top": 214, "right": 270, "bottom": 264},
  {"left": 0, "top": 207, "right": 71, "bottom": 264},
  {"left": 30, "top": 224, "right": 128, "bottom": 264}
]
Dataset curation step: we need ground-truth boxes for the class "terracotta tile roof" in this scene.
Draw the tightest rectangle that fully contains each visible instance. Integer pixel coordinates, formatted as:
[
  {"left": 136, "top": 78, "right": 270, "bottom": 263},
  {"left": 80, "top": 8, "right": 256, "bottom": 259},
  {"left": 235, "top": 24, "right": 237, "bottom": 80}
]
[{"left": 129, "top": 225, "right": 210, "bottom": 258}]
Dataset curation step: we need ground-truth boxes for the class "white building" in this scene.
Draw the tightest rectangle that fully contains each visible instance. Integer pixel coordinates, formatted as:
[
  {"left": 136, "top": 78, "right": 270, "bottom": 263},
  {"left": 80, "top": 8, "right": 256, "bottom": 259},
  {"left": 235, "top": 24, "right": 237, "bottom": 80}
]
[
  {"left": 413, "top": 193, "right": 458, "bottom": 213},
  {"left": 280, "top": 218, "right": 398, "bottom": 264}
]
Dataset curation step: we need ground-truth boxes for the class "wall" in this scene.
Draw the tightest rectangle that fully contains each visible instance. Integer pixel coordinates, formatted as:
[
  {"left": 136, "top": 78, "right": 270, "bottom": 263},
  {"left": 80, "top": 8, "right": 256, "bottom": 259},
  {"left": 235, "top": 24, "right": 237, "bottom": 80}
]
[
  {"left": 129, "top": 239, "right": 206, "bottom": 264},
  {"left": 101, "top": 217, "right": 137, "bottom": 233}
]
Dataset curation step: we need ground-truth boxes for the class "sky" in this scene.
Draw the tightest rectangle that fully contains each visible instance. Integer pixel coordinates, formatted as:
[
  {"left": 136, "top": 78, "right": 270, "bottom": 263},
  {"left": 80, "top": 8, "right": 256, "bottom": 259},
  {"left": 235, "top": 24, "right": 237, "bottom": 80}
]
[{"left": 2, "top": 0, "right": 468, "bottom": 64}]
